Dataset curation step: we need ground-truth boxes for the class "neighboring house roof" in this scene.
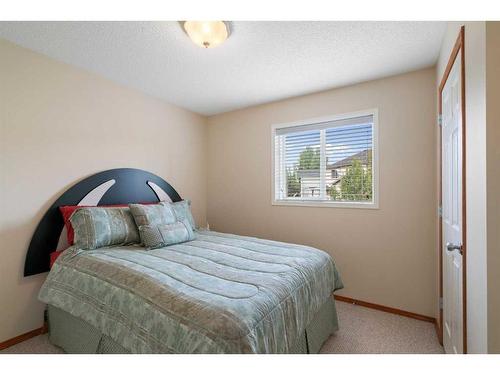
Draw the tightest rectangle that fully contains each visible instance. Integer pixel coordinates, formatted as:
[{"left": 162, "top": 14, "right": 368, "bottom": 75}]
[
  {"left": 295, "top": 148, "right": 371, "bottom": 178},
  {"left": 330, "top": 179, "right": 342, "bottom": 186},
  {"left": 297, "top": 169, "right": 321, "bottom": 178},
  {"left": 327, "top": 149, "right": 371, "bottom": 169}
]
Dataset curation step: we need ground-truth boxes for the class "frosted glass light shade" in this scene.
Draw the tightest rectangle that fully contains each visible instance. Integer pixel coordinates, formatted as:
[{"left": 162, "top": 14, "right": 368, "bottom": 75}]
[{"left": 183, "top": 21, "right": 229, "bottom": 48}]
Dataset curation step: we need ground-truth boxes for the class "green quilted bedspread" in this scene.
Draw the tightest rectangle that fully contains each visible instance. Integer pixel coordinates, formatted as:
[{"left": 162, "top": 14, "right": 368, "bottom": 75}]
[{"left": 39, "top": 230, "right": 343, "bottom": 353}]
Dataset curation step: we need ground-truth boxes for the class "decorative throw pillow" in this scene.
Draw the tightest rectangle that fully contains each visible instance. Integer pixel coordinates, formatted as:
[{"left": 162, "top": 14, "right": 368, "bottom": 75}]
[
  {"left": 163, "top": 200, "right": 196, "bottom": 230},
  {"left": 60, "top": 204, "right": 128, "bottom": 245},
  {"left": 128, "top": 203, "right": 177, "bottom": 227},
  {"left": 70, "top": 207, "right": 140, "bottom": 250},
  {"left": 139, "top": 218, "right": 195, "bottom": 249}
]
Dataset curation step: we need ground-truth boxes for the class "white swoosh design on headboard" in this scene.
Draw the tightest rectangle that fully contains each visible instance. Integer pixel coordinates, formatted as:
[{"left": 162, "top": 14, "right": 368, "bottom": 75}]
[
  {"left": 147, "top": 181, "right": 172, "bottom": 202},
  {"left": 78, "top": 179, "right": 116, "bottom": 206},
  {"left": 55, "top": 179, "right": 116, "bottom": 250}
]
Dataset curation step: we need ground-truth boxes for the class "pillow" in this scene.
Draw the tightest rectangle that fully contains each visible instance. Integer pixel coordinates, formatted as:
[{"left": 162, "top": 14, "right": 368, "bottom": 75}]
[
  {"left": 50, "top": 250, "right": 64, "bottom": 268},
  {"left": 70, "top": 207, "right": 140, "bottom": 250},
  {"left": 139, "top": 218, "right": 195, "bottom": 249},
  {"left": 60, "top": 206, "right": 79, "bottom": 245},
  {"left": 166, "top": 200, "right": 196, "bottom": 230},
  {"left": 60, "top": 204, "right": 125, "bottom": 246},
  {"left": 60, "top": 202, "right": 154, "bottom": 245},
  {"left": 129, "top": 202, "right": 178, "bottom": 228}
]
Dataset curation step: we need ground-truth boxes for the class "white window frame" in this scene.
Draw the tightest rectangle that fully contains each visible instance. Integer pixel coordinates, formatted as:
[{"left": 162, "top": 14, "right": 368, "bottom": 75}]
[{"left": 271, "top": 108, "right": 379, "bottom": 209}]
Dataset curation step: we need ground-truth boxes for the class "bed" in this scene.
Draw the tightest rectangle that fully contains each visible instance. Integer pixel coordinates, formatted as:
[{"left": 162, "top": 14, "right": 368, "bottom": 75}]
[{"left": 26, "top": 168, "right": 343, "bottom": 354}]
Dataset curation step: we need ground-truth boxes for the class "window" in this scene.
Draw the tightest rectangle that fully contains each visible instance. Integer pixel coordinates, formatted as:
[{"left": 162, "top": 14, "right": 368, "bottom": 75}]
[{"left": 272, "top": 110, "right": 378, "bottom": 208}]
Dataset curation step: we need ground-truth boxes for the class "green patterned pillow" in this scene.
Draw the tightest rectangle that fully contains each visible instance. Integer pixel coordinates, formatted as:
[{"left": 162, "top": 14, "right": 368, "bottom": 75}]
[
  {"left": 70, "top": 207, "right": 140, "bottom": 250},
  {"left": 139, "top": 218, "right": 195, "bottom": 249},
  {"left": 128, "top": 203, "right": 176, "bottom": 227},
  {"left": 163, "top": 200, "right": 196, "bottom": 230}
]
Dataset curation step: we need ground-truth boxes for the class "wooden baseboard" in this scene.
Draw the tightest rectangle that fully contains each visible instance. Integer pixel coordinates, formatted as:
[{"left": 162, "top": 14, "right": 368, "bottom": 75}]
[
  {"left": 334, "top": 294, "right": 437, "bottom": 323},
  {"left": 435, "top": 319, "right": 444, "bottom": 345},
  {"left": 0, "top": 323, "right": 48, "bottom": 351}
]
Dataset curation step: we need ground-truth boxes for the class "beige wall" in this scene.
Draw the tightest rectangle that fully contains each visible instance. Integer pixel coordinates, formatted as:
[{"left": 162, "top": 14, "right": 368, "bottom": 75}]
[
  {"left": 0, "top": 39, "right": 208, "bottom": 342},
  {"left": 436, "top": 22, "right": 489, "bottom": 353},
  {"left": 486, "top": 21, "right": 500, "bottom": 354},
  {"left": 207, "top": 68, "right": 438, "bottom": 317}
]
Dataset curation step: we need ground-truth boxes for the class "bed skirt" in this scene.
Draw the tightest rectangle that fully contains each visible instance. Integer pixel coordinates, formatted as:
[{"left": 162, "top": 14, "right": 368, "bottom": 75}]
[{"left": 47, "top": 297, "right": 338, "bottom": 354}]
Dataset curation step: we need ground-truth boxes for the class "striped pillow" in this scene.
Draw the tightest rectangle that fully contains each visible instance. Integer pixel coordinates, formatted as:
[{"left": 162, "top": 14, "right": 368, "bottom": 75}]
[
  {"left": 128, "top": 203, "right": 176, "bottom": 227},
  {"left": 139, "top": 219, "right": 195, "bottom": 249},
  {"left": 165, "top": 200, "right": 196, "bottom": 230},
  {"left": 70, "top": 207, "right": 140, "bottom": 250}
]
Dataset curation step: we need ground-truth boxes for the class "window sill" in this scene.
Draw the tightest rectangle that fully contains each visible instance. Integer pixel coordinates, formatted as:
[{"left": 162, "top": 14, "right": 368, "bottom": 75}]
[{"left": 272, "top": 199, "right": 379, "bottom": 209}]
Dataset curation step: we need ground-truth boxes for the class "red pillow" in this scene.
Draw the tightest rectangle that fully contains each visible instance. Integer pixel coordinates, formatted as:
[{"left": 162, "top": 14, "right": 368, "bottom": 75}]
[
  {"left": 59, "top": 202, "right": 157, "bottom": 246},
  {"left": 50, "top": 250, "right": 64, "bottom": 268}
]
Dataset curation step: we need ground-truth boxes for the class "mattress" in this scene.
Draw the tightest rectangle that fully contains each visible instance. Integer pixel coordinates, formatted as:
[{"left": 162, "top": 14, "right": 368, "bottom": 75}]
[{"left": 39, "top": 230, "right": 343, "bottom": 353}]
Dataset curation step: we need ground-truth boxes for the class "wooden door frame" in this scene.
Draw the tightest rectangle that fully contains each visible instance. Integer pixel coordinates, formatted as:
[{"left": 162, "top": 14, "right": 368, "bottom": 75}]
[{"left": 438, "top": 25, "right": 467, "bottom": 353}]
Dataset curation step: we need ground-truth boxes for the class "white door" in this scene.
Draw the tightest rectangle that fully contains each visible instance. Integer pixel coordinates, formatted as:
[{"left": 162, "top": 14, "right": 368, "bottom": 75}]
[{"left": 441, "top": 52, "right": 464, "bottom": 354}]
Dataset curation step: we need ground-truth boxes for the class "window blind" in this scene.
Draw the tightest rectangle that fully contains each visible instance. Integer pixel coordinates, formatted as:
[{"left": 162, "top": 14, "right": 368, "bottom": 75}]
[{"left": 274, "top": 114, "right": 374, "bottom": 204}]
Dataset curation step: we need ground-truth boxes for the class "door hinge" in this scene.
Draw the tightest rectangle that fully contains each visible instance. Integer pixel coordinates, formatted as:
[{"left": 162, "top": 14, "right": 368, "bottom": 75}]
[
  {"left": 439, "top": 297, "right": 443, "bottom": 310},
  {"left": 438, "top": 206, "right": 443, "bottom": 217},
  {"left": 438, "top": 114, "right": 442, "bottom": 127}
]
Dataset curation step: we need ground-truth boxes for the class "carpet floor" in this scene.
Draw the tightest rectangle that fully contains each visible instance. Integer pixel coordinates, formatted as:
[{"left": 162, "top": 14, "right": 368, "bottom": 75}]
[
  {"left": 320, "top": 301, "right": 443, "bottom": 353},
  {"left": 1, "top": 301, "right": 443, "bottom": 354}
]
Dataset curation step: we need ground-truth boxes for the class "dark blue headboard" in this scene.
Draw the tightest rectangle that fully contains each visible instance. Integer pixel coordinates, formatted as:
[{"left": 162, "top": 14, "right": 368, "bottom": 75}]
[{"left": 24, "top": 168, "right": 181, "bottom": 276}]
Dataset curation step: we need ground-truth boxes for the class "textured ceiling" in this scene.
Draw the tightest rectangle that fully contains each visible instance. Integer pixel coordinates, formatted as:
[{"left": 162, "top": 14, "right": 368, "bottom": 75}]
[{"left": 0, "top": 21, "right": 446, "bottom": 115}]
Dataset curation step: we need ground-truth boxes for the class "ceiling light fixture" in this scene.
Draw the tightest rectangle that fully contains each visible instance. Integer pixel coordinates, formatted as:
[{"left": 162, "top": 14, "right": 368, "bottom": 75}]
[{"left": 183, "top": 21, "right": 229, "bottom": 49}]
